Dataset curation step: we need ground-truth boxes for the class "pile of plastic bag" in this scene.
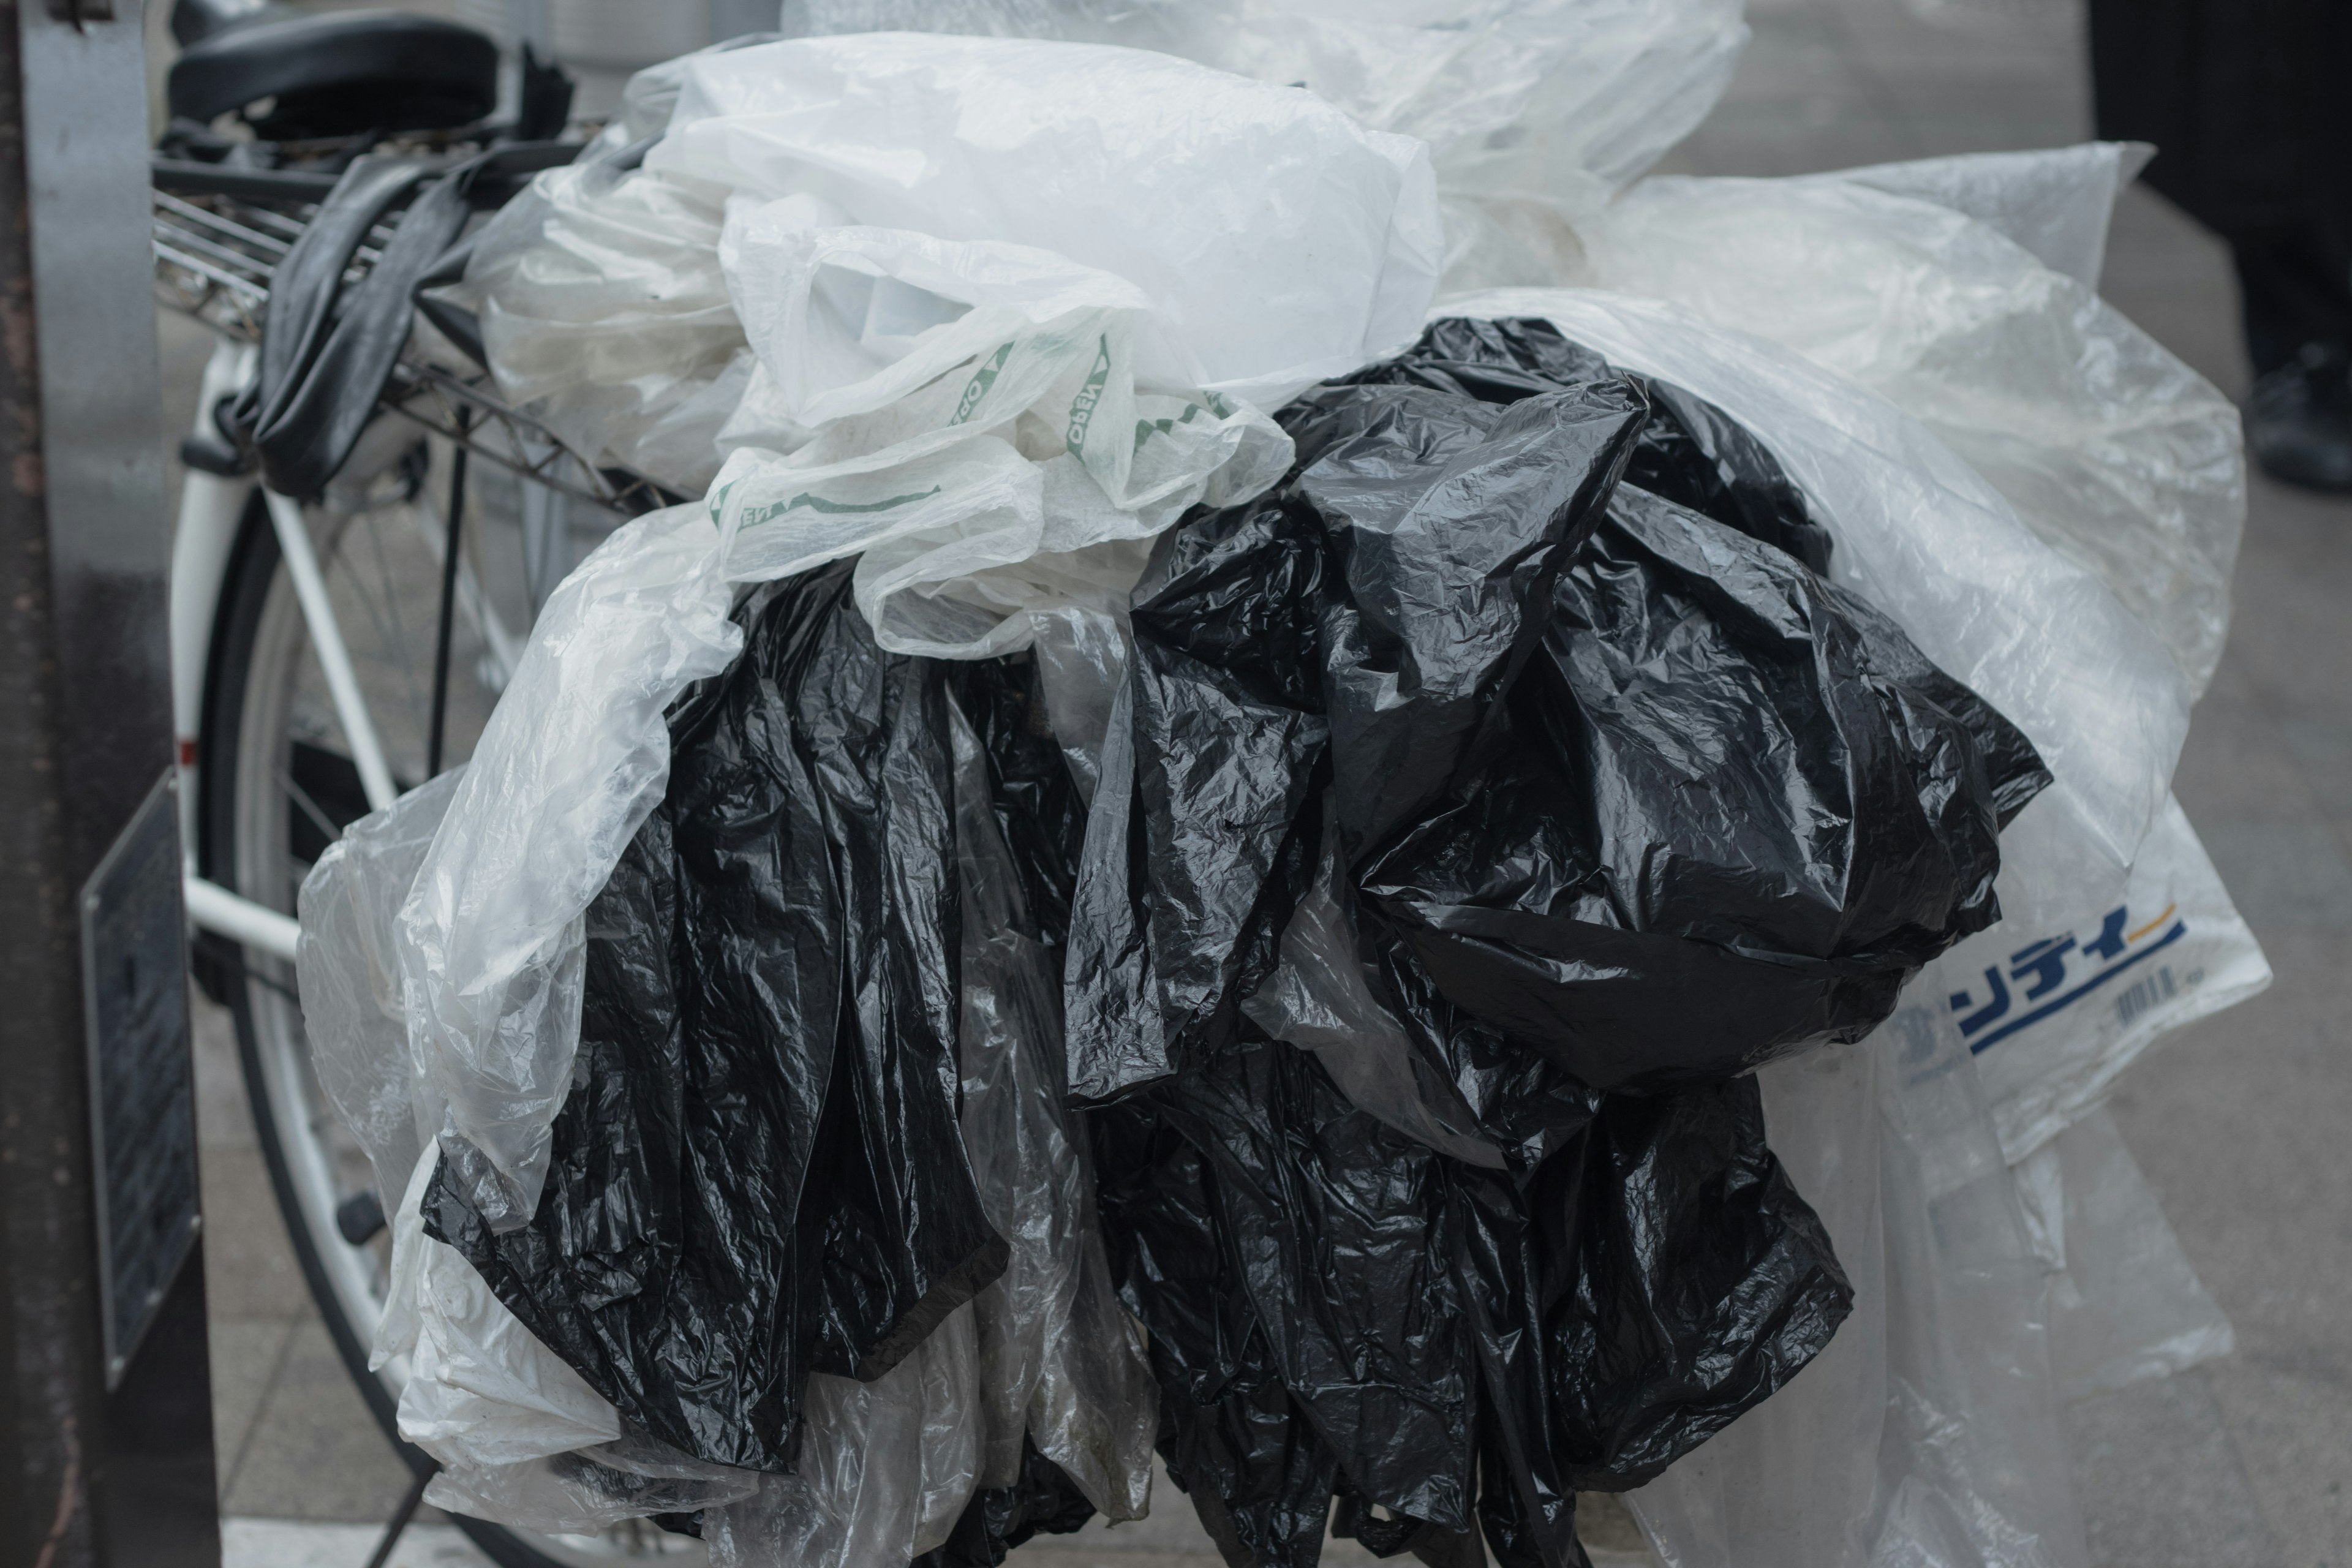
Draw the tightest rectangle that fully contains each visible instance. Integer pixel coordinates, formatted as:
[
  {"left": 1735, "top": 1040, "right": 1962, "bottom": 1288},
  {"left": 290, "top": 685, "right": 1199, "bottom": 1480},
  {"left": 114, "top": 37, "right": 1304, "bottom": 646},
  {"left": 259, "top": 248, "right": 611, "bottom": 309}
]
[{"left": 299, "top": 6, "right": 2269, "bottom": 1567}]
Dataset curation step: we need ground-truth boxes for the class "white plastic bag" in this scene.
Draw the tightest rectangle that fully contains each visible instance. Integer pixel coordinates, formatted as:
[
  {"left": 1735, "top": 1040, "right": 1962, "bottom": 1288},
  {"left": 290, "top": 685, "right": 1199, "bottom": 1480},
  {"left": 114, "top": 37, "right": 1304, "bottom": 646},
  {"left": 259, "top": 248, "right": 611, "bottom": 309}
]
[
  {"left": 461, "top": 148, "right": 748, "bottom": 494},
  {"left": 377, "top": 1156, "right": 620, "bottom": 1469},
  {"left": 650, "top": 34, "right": 1444, "bottom": 407},
  {"left": 1815, "top": 142, "right": 2150, "bottom": 292},
  {"left": 1576, "top": 151, "right": 2245, "bottom": 694},
  {"left": 2013, "top": 1109, "right": 2235, "bottom": 1401},
  {"left": 298, "top": 767, "right": 466, "bottom": 1215},
  {"left": 705, "top": 1316, "right": 974, "bottom": 1568},
  {"left": 706, "top": 196, "right": 1294, "bottom": 657},
  {"left": 1913, "top": 793, "right": 2271, "bottom": 1165},
  {"left": 780, "top": 0, "right": 1751, "bottom": 240}
]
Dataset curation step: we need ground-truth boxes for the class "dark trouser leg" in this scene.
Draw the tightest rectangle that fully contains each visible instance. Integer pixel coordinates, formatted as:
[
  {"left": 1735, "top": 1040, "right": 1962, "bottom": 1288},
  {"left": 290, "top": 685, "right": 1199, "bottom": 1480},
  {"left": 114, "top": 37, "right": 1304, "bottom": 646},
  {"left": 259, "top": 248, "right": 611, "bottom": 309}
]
[{"left": 2230, "top": 227, "right": 2352, "bottom": 376}]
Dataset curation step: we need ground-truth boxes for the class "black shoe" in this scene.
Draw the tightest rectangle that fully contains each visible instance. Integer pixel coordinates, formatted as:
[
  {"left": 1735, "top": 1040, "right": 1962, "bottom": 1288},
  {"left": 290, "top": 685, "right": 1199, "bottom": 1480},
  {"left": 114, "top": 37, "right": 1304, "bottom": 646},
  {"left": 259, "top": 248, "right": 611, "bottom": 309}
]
[{"left": 2247, "top": 344, "right": 2352, "bottom": 493}]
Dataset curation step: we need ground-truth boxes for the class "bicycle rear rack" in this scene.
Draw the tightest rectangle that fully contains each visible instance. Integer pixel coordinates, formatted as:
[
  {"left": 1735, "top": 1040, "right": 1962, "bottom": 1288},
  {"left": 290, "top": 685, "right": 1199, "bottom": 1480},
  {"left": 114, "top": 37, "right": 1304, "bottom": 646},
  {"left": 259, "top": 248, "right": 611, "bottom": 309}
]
[{"left": 151, "top": 161, "right": 681, "bottom": 519}]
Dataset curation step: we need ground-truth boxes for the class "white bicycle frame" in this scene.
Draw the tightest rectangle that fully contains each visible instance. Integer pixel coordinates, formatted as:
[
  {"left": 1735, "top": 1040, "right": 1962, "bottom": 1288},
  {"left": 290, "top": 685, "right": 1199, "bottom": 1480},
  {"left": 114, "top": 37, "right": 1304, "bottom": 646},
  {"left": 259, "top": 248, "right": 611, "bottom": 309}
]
[{"left": 172, "top": 335, "right": 408, "bottom": 964}]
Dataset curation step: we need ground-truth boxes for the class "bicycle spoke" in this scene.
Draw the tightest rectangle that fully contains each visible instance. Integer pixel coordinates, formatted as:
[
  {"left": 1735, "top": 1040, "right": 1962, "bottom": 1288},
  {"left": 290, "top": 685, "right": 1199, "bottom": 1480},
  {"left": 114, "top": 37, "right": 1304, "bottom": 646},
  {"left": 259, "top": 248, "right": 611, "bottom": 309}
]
[{"left": 277, "top": 763, "right": 344, "bottom": 851}]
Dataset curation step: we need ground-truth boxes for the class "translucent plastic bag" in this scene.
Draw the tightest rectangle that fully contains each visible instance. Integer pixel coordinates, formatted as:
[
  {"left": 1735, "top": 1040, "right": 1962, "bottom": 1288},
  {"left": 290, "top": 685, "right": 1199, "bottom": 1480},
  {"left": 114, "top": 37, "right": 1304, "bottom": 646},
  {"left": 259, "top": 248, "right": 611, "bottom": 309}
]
[
  {"left": 406, "top": 31, "right": 1441, "bottom": 1234},
  {"left": 949, "top": 701, "right": 1156, "bottom": 1519},
  {"left": 2014, "top": 1108, "right": 2235, "bottom": 1401},
  {"left": 781, "top": 0, "right": 1751, "bottom": 233},
  {"left": 1577, "top": 151, "right": 2245, "bottom": 694},
  {"left": 461, "top": 146, "right": 748, "bottom": 494},
  {"left": 303, "top": 774, "right": 758, "bottom": 1523},
  {"left": 1914, "top": 792, "right": 2271, "bottom": 1165},
  {"left": 704, "top": 198, "right": 1294, "bottom": 657},
  {"left": 397, "top": 503, "right": 741, "bottom": 1229},
  {"left": 650, "top": 34, "right": 1443, "bottom": 407},
  {"left": 1627, "top": 1018, "right": 2091, "bottom": 1568},
  {"left": 298, "top": 767, "right": 466, "bottom": 1215},
  {"left": 705, "top": 1311, "right": 979, "bottom": 1568}
]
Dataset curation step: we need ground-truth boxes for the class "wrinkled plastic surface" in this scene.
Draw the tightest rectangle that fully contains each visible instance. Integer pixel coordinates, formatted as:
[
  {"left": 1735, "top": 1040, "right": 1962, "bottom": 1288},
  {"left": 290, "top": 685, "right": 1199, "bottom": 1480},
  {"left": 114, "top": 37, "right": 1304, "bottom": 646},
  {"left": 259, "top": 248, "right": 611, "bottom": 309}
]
[
  {"left": 1094, "top": 1038, "right": 1852, "bottom": 1568},
  {"left": 702, "top": 1310, "right": 979, "bottom": 1568},
  {"left": 398, "top": 503, "right": 741, "bottom": 1230},
  {"left": 1438, "top": 288, "right": 2188, "bottom": 881},
  {"left": 460, "top": 144, "right": 747, "bottom": 494},
  {"left": 298, "top": 768, "right": 466, "bottom": 1217},
  {"left": 404, "top": 566, "right": 1153, "bottom": 1552},
  {"left": 1068, "top": 320, "right": 2050, "bottom": 1161},
  {"left": 704, "top": 200, "right": 1294, "bottom": 657},
  {"left": 1627, "top": 1015, "right": 2092, "bottom": 1568},
  {"left": 1915, "top": 792, "right": 2271, "bottom": 1164},
  {"left": 1579, "top": 154, "right": 2245, "bottom": 693},
  {"left": 1815, "top": 141, "right": 2151, "bottom": 291},
  {"left": 303, "top": 775, "right": 753, "bottom": 1517},
  {"left": 2014, "top": 1108, "right": 2234, "bottom": 1400},
  {"left": 652, "top": 34, "right": 1440, "bottom": 407},
  {"left": 946, "top": 692, "right": 1158, "bottom": 1518},
  {"left": 424, "top": 565, "right": 1008, "bottom": 1470},
  {"left": 782, "top": 0, "right": 1751, "bottom": 243}
]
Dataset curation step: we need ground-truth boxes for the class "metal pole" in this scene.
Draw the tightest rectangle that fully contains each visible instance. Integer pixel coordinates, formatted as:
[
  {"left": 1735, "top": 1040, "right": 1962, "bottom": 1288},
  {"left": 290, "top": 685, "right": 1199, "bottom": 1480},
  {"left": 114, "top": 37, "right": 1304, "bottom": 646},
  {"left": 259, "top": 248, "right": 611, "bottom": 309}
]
[
  {"left": 428, "top": 435, "right": 470, "bottom": 778},
  {"left": 0, "top": 2, "right": 222, "bottom": 1566}
]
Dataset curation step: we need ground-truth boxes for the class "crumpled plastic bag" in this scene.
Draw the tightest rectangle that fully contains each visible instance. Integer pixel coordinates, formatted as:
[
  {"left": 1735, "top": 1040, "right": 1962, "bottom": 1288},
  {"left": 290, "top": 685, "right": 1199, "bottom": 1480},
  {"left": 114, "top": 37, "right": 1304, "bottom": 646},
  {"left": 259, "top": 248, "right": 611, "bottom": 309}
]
[
  {"left": 2014, "top": 1107, "right": 2234, "bottom": 1401},
  {"left": 703, "top": 192, "right": 1294, "bottom": 657},
  {"left": 1438, "top": 288, "right": 2187, "bottom": 886},
  {"left": 654, "top": 34, "right": 1441, "bottom": 407},
  {"left": 310, "top": 582, "right": 1156, "bottom": 1545},
  {"left": 1625, "top": 1016, "right": 2094, "bottom": 1568},
  {"left": 1918, "top": 792, "right": 2271, "bottom": 1166},
  {"left": 946, "top": 688, "right": 1157, "bottom": 1519},
  {"left": 1094, "top": 1037, "right": 1853, "bottom": 1568},
  {"left": 1577, "top": 147, "right": 2245, "bottom": 695},
  {"left": 302, "top": 774, "right": 761, "bottom": 1531},
  {"left": 459, "top": 142, "right": 748, "bottom": 497},
  {"left": 421, "top": 565, "right": 1008, "bottom": 1471},
  {"left": 397, "top": 503, "right": 741, "bottom": 1231},
  {"left": 781, "top": 0, "right": 1751, "bottom": 266},
  {"left": 298, "top": 767, "right": 466, "bottom": 1217},
  {"left": 1812, "top": 141, "right": 2150, "bottom": 292},
  {"left": 406, "top": 567, "right": 1154, "bottom": 1551},
  {"left": 1067, "top": 318, "right": 2050, "bottom": 1164},
  {"left": 414, "top": 28, "right": 1443, "bottom": 1236}
]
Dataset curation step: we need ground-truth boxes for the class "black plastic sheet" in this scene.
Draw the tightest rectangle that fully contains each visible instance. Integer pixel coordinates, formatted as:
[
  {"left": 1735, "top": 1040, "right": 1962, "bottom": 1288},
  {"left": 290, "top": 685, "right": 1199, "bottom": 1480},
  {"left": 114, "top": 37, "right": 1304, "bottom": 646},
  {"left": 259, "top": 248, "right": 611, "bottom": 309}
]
[
  {"left": 1066, "top": 318, "right": 2051, "bottom": 1148},
  {"left": 914, "top": 1439, "right": 1099, "bottom": 1568},
  {"left": 425, "top": 563, "right": 1009, "bottom": 1471},
  {"left": 1344, "top": 316, "right": 1836, "bottom": 574},
  {"left": 1094, "top": 1035, "right": 1853, "bottom": 1568}
]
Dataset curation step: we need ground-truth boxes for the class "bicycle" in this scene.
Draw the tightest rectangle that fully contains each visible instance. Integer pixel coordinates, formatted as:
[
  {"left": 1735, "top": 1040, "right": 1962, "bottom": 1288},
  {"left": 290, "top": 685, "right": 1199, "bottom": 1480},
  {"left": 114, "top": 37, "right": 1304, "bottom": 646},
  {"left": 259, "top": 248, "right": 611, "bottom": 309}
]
[{"left": 155, "top": 2, "right": 692, "bottom": 1561}]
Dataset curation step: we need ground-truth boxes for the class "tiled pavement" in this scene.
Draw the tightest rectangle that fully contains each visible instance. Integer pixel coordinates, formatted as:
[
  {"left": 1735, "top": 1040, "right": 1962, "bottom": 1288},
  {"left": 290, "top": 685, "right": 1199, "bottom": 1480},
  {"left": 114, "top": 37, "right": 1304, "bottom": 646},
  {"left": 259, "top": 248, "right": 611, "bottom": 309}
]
[{"left": 178, "top": 1, "right": 2352, "bottom": 1564}]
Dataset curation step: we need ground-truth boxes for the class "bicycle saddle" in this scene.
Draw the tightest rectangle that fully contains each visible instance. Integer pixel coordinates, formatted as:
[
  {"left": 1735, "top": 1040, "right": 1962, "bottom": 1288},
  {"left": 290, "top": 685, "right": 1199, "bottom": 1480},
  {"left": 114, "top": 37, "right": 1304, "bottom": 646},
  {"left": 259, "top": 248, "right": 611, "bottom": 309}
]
[{"left": 168, "top": 10, "right": 499, "bottom": 140}]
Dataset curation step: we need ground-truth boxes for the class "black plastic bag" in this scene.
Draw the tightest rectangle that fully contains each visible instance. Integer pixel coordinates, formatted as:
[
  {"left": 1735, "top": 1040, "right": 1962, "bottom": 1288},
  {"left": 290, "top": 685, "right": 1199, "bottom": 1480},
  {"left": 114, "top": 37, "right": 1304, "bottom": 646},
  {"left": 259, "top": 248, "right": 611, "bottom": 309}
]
[
  {"left": 1093, "top": 1033, "right": 1853, "bottom": 1568},
  {"left": 1066, "top": 318, "right": 2051, "bottom": 1150},
  {"left": 425, "top": 563, "right": 1009, "bottom": 1471},
  {"left": 914, "top": 1439, "right": 1099, "bottom": 1568},
  {"left": 1342, "top": 315, "right": 1836, "bottom": 575}
]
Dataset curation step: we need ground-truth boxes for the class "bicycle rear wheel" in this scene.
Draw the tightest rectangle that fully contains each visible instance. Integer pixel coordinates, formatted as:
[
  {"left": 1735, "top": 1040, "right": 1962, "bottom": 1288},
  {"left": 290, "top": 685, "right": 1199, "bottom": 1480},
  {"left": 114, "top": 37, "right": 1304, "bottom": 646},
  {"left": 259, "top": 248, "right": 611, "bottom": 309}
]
[{"left": 197, "top": 466, "right": 692, "bottom": 1566}]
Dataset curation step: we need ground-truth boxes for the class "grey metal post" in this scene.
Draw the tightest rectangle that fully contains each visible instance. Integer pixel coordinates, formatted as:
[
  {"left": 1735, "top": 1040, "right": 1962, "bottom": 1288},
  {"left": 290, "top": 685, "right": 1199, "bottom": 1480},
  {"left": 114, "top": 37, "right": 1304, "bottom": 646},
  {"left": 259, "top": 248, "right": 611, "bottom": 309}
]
[{"left": 0, "top": 1, "right": 221, "bottom": 1564}]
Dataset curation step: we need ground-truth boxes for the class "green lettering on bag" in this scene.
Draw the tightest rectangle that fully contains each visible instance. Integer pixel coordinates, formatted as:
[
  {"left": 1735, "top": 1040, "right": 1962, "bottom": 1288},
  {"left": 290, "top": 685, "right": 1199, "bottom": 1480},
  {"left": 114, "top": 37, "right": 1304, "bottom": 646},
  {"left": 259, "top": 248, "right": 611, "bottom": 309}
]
[
  {"left": 952, "top": 342, "right": 1017, "bottom": 425},
  {"left": 1065, "top": 334, "right": 1114, "bottom": 454},
  {"left": 1134, "top": 401, "right": 1212, "bottom": 453},
  {"left": 738, "top": 484, "right": 946, "bottom": 529}
]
